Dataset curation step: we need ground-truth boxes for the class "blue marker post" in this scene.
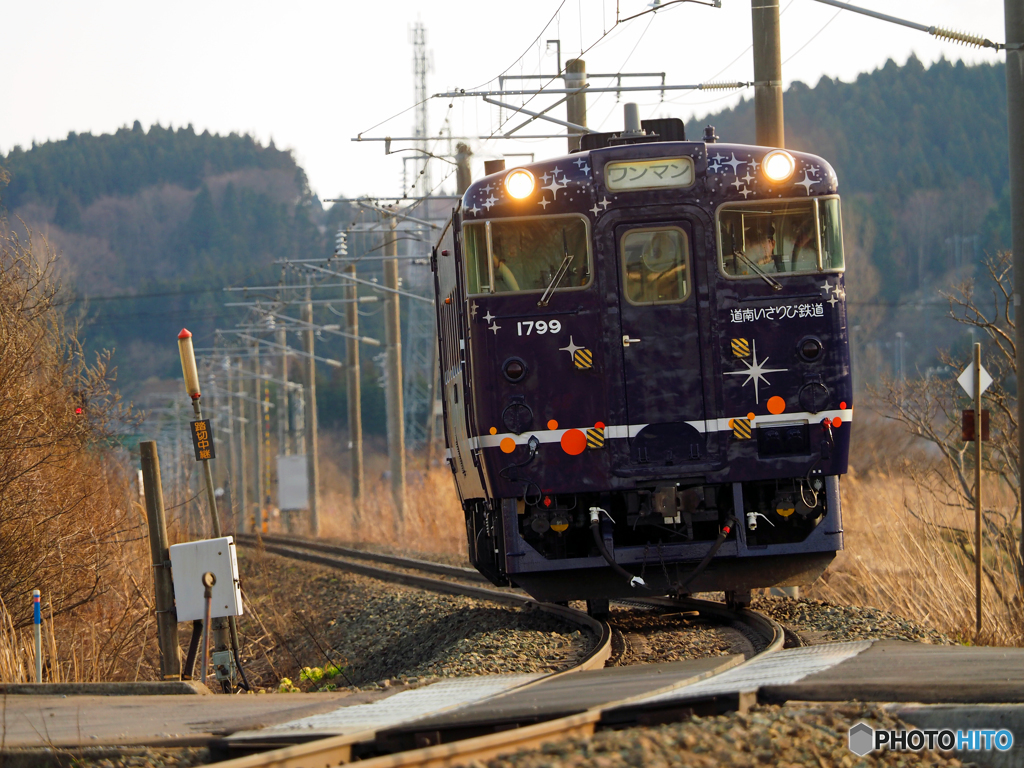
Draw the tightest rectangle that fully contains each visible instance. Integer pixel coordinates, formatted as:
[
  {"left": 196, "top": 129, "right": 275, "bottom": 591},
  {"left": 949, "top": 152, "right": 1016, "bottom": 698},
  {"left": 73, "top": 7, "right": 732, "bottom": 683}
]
[{"left": 32, "top": 589, "right": 41, "bottom": 683}]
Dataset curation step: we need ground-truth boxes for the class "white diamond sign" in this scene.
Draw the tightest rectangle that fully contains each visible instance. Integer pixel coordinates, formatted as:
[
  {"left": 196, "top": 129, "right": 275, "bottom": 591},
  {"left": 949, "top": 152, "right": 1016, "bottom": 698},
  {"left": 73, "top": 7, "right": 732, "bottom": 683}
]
[{"left": 958, "top": 361, "right": 993, "bottom": 399}]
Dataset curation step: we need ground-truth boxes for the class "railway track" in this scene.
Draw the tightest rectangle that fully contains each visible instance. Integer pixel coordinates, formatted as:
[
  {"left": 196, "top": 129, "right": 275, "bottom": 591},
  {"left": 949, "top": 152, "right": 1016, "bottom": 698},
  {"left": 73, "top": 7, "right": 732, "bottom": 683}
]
[{"left": 227, "top": 533, "right": 785, "bottom": 768}]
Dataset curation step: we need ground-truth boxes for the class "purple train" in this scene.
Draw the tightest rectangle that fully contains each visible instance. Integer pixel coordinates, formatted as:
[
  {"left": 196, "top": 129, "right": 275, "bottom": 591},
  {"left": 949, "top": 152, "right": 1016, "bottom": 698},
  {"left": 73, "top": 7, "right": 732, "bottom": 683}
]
[{"left": 431, "top": 114, "right": 850, "bottom": 612}]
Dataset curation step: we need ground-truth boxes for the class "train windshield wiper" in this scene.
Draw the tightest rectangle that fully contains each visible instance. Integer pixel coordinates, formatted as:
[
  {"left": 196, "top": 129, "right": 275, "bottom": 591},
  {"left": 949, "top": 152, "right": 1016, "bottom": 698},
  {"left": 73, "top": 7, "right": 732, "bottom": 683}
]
[
  {"left": 733, "top": 250, "right": 783, "bottom": 291},
  {"left": 538, "top": 229, "right": 574, "bottom": 306}
]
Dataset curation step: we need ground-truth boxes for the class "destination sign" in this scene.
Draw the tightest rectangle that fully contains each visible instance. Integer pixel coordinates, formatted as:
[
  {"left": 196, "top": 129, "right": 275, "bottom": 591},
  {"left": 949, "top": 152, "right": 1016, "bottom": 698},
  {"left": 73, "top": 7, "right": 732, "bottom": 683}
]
[{"left": 605, "top": 157, "right": 695, "bottom": 191}]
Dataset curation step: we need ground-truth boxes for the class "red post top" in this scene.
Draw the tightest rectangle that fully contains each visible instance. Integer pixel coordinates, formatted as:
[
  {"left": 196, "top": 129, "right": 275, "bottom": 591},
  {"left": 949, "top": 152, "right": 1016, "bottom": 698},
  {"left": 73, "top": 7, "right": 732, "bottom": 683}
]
[{"left": 178, "top": 328, "right": 192, "bottom": 340}]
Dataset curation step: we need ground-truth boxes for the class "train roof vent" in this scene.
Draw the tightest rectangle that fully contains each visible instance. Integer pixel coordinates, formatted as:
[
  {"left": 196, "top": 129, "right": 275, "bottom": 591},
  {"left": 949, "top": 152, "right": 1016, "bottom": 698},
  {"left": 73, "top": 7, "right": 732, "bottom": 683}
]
[{"left": 579, "top": 118, "right": 685, "bottom": 151}]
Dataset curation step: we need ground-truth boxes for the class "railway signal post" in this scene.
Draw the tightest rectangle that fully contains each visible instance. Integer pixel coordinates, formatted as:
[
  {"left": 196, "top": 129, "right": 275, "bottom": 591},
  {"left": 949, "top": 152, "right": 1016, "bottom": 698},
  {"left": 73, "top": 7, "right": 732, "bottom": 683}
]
[
  {"left": 959, "top": 346, "right": 991, "bottom": 633},
  {"left": 177, "top": 328, "right": 235, "bottom": 685}
]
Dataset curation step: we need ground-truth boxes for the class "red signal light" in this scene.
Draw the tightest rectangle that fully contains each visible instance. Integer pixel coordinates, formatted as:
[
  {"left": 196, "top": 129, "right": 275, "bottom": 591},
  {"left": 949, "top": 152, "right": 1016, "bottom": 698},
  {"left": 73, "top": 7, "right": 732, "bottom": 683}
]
[{"left": 543, "top": 496, "right": 552, "bottom": 508}]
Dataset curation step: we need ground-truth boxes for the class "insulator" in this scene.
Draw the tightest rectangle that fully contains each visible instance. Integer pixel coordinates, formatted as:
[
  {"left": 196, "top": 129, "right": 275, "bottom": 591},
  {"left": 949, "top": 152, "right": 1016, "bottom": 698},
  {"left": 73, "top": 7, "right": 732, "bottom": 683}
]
[
  {"left": 931, "top": 27, "right": 988, "bottom": 48},
  {"left": 701, "top": 81, "right": 743, "bottom": 91}
]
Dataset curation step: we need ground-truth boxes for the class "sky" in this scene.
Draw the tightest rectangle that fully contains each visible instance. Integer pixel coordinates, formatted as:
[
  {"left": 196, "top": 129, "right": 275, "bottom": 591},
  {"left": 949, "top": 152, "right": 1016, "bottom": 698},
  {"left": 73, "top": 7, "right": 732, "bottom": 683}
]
[{"left": 1, "top": 0, "right": 1008, "bottom": 204}]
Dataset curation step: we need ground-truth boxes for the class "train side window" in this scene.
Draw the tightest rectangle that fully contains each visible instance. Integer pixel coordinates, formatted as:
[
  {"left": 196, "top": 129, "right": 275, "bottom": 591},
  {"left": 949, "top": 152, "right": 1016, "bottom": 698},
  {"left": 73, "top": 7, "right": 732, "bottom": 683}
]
[
  {"left": 620, "top": 227, "right": 690, "bottom": 305},
  {"left": 717, "top": 196, "right": 844, "bottom": 278},
  {"left": 463, "top": 215, "right": 591, "bottom": 296},
  {"left": 462, "top": 223, "right": 490, "bottom": 294}
]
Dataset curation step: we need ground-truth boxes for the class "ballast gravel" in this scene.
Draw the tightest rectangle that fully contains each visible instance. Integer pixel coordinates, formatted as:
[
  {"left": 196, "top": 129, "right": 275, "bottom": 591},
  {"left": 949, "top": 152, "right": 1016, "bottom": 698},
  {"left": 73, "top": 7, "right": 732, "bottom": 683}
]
[
  {"left": 237, "top": 550, "right": 594, "bottom": 690},
  {"left": 751, "top": 594, "right": 953, "bottom": 645},
  {"left": 464, "top": 703, "right": 965, "bottom": 768}
]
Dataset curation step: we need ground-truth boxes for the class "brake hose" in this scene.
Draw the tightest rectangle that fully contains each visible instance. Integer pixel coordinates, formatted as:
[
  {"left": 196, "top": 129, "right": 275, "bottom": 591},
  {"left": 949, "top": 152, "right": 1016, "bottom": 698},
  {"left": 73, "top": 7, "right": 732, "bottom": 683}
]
[
  {"left": 589, "top": 507, "right": 646, "bottom": 588},
  {"left": 679, "top": 516, "right": 737, "bottom": 592}
]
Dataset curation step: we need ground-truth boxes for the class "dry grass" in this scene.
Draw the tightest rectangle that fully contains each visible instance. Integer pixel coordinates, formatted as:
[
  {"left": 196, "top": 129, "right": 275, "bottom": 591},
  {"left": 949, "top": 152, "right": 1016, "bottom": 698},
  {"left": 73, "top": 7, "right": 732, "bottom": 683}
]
[
  {"left": 0, "top": 222, "right": 157, "bottom": 683},
  {"left": 806, "top": 412, "right": 1023, "bottom": 646}
]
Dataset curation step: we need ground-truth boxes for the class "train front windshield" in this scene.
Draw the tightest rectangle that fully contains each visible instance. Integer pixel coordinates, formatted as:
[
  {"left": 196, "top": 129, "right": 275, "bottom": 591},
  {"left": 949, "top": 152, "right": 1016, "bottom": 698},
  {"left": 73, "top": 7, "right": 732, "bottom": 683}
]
[
  {"left": 464, "top": 216, "right": 591, "bottom": 295},
  {"left": 718, "top": 197, "right": 843, "bottom": 277}
]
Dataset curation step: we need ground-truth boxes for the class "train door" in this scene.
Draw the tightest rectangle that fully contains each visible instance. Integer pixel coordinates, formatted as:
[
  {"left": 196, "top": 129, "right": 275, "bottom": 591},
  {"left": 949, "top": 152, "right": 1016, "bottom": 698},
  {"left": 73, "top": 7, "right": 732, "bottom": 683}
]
[{"left": 615, "top": 219, "right": 707, "bottom": 465}]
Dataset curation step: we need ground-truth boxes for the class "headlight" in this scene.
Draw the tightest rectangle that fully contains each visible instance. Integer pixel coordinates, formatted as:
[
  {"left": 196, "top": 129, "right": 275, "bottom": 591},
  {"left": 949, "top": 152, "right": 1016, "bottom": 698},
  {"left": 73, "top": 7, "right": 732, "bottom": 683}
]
[
  {"left": 505, "top": 169, "right": 536, "bottom": 199},
  {"left": 762, "top": 150, "right": 796, "bottom": 182}
]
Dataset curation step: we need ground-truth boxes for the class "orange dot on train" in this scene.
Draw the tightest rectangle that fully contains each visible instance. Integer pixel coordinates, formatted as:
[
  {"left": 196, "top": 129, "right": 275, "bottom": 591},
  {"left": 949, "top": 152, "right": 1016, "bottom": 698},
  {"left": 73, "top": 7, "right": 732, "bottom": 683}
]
[
  {"left": 547, "top": 419, "right": 559, "bottom": 430},
  {"left": 594, "top": 421, "right": 605, "bottom": 430},
  {"left": 767, "top": 396, "right": 786, "bottom": 415},
  {"left": 746, "top": 412, "right": 755, "bottom": 421},
  {"left": 832, "top": 416, "right": 842, "bottom": 428},
  {"left": 561, "top": 429, "right": 587, "bottom": 456},
  {"left": 500, "top": 437, "right": 516, "bottom": 453},
  {"left": 489, "top": 427, "right": 497, "bottom": 435},
  {"left": 840, "top": 401, "right": 847, "bottom": 410}
]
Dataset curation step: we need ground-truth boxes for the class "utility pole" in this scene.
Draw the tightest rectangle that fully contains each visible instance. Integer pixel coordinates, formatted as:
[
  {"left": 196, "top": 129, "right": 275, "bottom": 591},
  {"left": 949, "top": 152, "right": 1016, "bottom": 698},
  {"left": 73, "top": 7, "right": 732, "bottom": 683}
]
[
  {"left": 384, "top": 213, "right": 407, "bottom": 519},
  {"left": 565, "top": 58, "right": 587, "bottom": 152},
  {"left": 455, "top": 143, "right": 473, "bottom": 195},
  {"left": 345, "top": 264, "right": 364, "bottom": 513},
  {"left": 235, "top": 355, "right": 249, "bottom": 533},
  {"left": 303, "top": 278, "right": 321, "bottom": 535},
  {"left": 278, "top": 326, "right": 289, "bottom": 457},
  {"left": 751, "top": 0, "right": 785, "bottom": 147},
  {"left": 1006, "top": 0, "right": 1024, "bottom": 575},
  {"left": 252, "top": 344, "right": 263, "bottom": 533}
]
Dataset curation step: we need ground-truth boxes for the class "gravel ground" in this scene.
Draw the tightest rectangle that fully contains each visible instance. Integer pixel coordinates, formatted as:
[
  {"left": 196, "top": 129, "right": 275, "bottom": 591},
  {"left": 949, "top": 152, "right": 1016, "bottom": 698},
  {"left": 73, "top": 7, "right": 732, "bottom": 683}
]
[
  {"left": 463, "top": 703, "right": 965, "bottom": 768},
  {"left": 604, "top": 605, "right": 740, "bottom": 666},
  {"left": 236, "top": 549, "right": 594, "bottom": 690},
  {"left": 751, "top": 595, "right": 953, "bottom": 645}
]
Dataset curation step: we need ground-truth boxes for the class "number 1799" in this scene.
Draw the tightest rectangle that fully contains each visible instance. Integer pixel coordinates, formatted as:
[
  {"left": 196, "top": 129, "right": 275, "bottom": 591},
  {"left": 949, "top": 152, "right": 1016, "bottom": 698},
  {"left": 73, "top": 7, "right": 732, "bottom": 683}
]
[{"left": 517, "top": 319, "right": 561, "bottom": 336}]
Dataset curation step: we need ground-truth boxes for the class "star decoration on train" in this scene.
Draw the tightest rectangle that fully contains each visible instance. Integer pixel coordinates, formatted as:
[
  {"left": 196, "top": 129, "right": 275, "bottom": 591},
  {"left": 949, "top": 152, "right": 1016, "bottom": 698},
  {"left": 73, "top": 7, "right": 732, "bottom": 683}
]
[
  {"left": 480, "top": 183, "right": 494, "bottom": 195},
  {"left": 539, "top": 198, "right": 551, "bottom": 209},
  {"left": 749, "top": 157, "right": 760, "bottom": 173},
  {"left": 724, "top": 153, "right": 744, "bottom": 174},
  {"left": 558, "top": 336, "right": 585, "bottom": 359},
  {"left": 542, "top": 173, "right": 567, "bottom": 200},
  {"left": 826, "top": 284, "right": 845, "bottom": 307},
  {"left": 470, "top": 302, "right": 479, "bottom": 319},
  {"left": 598, "top": 197, "right": 612, "bottom": 210},
  {"left": 489, "top": 321, "right": 501, "bottom": 334},
  {"left": 466, "top": 204, "right": 481, "bottom": 216},
  {"left": 589, "top": 202, "right": 601, "bottom": 216},
  {"left": 739, "top": 187, "right": 753, "bottom": 199},
  {"left": 724, "top": 340, "right": 786, "bottom": 404},
  {"left": 483, "top": 310, "right": 495, "bottom": 323},
  {"left": 795, "top": 170, "right": 816, "bottom": 195},
  {"left": 482, "top": 195, "right": 498, "bottom": 210},
  {"left": 731, "top": 177, "right": 744, "bottom": 191},
  {"left": 742, "top": 172, "right": 755, "bottom": 185}
]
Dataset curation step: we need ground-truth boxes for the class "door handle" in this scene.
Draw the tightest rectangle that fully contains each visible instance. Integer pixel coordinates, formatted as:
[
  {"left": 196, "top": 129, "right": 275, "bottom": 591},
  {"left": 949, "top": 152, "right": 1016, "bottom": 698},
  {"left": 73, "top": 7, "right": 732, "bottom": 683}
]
[{"left": 622, "top": 335, "right": 641, "bottom": 347}]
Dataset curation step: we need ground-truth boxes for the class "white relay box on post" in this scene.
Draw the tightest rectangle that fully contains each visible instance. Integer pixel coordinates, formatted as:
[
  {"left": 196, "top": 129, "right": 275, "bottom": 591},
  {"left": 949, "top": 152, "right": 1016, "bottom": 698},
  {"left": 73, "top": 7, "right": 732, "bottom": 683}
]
[{"left": 168, "top": 536, "right": 243, "bottom": 622}]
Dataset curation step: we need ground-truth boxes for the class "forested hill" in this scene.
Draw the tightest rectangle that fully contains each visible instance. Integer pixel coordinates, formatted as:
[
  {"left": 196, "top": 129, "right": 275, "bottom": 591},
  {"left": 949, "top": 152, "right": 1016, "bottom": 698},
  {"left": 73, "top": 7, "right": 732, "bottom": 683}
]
[
  {"left": 2, "top": 121, "right": 304, "bottom": 213},
  {"left": 0, "top": 124, "right": 344, "bottom": 394},
  {"left": 686, "top": 55, "right": 1007, "bottom": 201}
]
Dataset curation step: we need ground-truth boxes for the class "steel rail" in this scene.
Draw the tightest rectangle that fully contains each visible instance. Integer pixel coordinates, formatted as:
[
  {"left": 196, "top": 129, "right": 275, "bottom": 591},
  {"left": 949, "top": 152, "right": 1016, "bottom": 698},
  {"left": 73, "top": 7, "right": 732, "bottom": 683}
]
[
  {"left": 224, "top": 536, "right": 784, "bottom": 768},
  {"left": 237, "top": 533, "right": 488, "bottom": 582},
  {"left": 233, "top": 534, "right": 612, "bottom": 673}
]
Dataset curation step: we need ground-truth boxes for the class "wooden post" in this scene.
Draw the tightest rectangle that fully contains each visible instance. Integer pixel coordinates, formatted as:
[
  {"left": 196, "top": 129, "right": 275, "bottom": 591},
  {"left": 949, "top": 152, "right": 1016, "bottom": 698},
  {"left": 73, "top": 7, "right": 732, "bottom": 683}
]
[
  {"left": 140, "top": 441, "right": 181, "bottom": 680},
  {"left": 974, "top": 342, "right": 983, "bottom": 634}
]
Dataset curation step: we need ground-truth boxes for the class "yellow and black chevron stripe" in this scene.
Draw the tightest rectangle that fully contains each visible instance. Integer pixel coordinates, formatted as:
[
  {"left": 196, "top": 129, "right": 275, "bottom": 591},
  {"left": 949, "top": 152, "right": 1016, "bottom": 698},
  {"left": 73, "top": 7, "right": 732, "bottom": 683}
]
[
  {"left": 731, "top": 418, "right": 752, "bottom": 439},
  {"left": 731, "top": 338, "right": 750, "bottom": 358},
  {"left": 574, "top": 348, "right": 594, "bottom": 369},
  {"left": 586, "top": 426, "right": 605, "bottom": 449}
]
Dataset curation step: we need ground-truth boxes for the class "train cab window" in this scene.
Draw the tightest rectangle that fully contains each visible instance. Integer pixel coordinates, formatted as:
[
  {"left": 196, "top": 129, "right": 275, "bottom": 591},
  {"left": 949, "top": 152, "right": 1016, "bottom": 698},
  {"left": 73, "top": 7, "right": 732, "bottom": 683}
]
[
  {"left": 620, "top": 227, "right": 690, "bottom": 305},
  {"left": 717, "top": 196, "right": 844, "bottom": 278},
  {"left": 463, "top": 216, "right": 591, "bottom": 295}
]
